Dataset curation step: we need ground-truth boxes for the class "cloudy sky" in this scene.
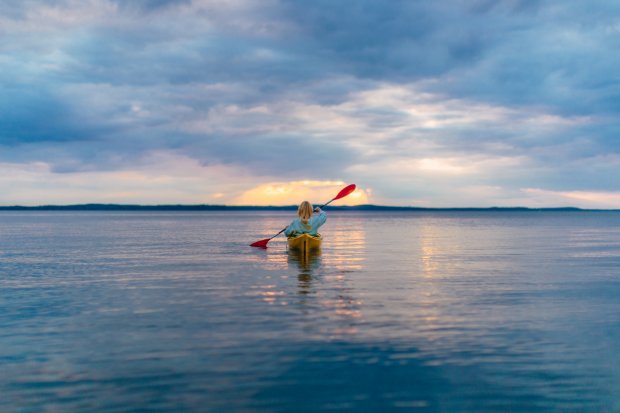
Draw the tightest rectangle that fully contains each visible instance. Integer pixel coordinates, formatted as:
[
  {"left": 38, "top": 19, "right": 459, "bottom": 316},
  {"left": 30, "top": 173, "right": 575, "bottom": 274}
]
[{"left": 2, "top": 0, "right": 620, "bottom": 207}]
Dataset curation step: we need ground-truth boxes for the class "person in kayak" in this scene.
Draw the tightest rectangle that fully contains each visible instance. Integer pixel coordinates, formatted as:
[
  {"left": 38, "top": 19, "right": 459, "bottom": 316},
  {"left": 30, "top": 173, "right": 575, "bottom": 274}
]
[{"left": 284, "top": 201, "right": 327, "bottom": 237}]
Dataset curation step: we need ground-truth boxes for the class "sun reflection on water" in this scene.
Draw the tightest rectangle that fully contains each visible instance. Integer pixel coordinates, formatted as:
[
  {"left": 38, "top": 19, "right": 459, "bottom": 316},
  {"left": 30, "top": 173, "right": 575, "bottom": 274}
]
[
  {"left": 323, "top": 226, "right": 366, "bottom": 272},
  {"left": 279, "top": 223, "right": 367, "bottom": 337}
]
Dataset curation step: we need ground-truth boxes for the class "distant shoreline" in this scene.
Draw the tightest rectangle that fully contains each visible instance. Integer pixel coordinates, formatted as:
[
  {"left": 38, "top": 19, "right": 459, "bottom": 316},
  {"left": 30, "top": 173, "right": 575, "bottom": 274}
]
[{"left": 0, "top": 204, "right": 618, "bottom": 212}]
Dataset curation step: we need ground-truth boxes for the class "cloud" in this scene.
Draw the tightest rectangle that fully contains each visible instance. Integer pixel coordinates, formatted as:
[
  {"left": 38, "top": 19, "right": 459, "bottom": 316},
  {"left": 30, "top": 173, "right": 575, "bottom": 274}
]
[
  {"left": 0, "top": 152, "right": 260, "bottom": 205},
  {"left": 1, "top": 1, "right": 620, "bottom": 206},
  {"left": 110, "top": 0, "right": 191, "bottom": 13},
  {"left": 0, "top": 155, "right": 366, "bottom": 206}
]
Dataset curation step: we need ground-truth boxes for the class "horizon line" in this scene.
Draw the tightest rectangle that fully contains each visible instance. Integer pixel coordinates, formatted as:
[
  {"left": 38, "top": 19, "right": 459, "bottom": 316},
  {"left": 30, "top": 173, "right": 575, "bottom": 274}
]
[{"left": 0, "top": 203, "right": 619, "bottom": 212}]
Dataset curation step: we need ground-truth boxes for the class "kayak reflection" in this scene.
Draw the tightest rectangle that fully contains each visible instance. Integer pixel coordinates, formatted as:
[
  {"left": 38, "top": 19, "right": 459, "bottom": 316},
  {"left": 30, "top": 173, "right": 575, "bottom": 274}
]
[{"left": 287, "top": 248, "right": 321, "bottom": 296}]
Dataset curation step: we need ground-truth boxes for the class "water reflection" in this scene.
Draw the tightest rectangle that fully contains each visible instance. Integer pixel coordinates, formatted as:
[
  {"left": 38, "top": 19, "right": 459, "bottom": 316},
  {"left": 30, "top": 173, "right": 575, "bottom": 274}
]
[
  {"left": 251, "top": 218, "right": 369, "bottom": 337},
  {"left": 286, "top": 238, "right": 363, "bottom": 337},
  {"left": 288, "top": 249, "right": 322, "bottom": 296},
  {"left": 4, "top": 211, "right": 619, "bottom": 412},
  {"left": 324, "top": 226, "right": 366, "bottom": 272},
  {"left": 288, "top": 249, "right": 322, "bottom": 273}
]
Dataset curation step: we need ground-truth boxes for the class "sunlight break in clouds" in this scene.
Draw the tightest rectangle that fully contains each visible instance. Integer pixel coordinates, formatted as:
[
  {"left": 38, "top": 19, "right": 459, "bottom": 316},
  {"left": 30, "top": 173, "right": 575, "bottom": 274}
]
[{"left": 233, "top": 181, "right": 370, "bottom": 206}]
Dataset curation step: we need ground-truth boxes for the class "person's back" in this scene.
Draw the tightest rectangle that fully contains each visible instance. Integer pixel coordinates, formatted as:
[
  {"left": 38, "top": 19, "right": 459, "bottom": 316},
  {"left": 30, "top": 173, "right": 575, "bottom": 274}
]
[{"left": 285, "top": 201, "right": 327, "bottom": 237}]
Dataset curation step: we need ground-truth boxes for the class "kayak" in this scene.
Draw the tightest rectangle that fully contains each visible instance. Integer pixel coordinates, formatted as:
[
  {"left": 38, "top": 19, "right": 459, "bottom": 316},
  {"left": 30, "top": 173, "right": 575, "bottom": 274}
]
[
  {"left": 287, "top": 233, "right": 322, "bottom": 251},
  {"left": 287, "top": 233, "right": 322, "bottom": 252}
]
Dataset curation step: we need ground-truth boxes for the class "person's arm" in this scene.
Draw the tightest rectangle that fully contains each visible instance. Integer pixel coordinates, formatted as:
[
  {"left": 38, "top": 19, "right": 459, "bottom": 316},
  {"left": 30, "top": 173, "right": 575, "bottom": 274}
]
[
  {"left": 284, "top": 222, "right": 293, "bottom": 237},
  {"left": 284, "top": 220, "right": 298, "bottom": 236},
  {"left": 311, "top": 208, "right": 327, "bottom": 228}
]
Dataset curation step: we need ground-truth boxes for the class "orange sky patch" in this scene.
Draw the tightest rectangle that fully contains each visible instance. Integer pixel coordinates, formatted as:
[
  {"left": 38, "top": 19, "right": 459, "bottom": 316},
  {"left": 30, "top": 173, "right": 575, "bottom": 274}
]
[{"left": 232, "top": 180, "right": 370, "bottom": 206}]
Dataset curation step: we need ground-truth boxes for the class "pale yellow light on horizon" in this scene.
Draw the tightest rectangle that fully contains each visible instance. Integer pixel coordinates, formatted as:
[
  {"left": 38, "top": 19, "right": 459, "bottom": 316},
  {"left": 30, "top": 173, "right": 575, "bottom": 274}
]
[
  {"left": 524, "top": 188, "right": 620, "bottom": 209},
  {"left": 232, "top": 180, "right": 370, "bottom": 206}
]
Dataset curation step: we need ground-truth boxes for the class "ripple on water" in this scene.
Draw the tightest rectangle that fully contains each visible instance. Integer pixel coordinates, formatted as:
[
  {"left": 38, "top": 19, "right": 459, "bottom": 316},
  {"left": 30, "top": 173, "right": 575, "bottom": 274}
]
[{"left": 0, "top": 211, "right": 619, "bottom": 412}]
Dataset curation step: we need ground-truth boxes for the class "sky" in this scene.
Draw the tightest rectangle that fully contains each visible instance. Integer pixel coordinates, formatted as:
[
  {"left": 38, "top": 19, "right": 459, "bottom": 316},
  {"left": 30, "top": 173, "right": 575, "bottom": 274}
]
[{"left": 1, "top": 0, "right": 620, "bottom": 207}]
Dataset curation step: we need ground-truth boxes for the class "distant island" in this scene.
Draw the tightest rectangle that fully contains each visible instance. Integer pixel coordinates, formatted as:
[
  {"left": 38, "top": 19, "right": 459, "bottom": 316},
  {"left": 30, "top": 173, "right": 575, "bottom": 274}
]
[{"left": 0, "top": 204, "right": 616, "bottom": 211}]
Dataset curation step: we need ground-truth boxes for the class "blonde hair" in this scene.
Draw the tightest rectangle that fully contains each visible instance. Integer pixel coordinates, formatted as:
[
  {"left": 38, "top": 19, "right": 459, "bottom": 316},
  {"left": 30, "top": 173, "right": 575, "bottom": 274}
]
[{"left": 297, "top": 201, "right": 313, "bottom": 224}]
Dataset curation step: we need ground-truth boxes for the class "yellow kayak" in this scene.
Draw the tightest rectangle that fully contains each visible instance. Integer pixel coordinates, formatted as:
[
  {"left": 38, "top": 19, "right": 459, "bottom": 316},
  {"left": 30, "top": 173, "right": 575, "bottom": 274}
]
[{"left": 287, "top": 233, "right": 322, "bottom": 252}]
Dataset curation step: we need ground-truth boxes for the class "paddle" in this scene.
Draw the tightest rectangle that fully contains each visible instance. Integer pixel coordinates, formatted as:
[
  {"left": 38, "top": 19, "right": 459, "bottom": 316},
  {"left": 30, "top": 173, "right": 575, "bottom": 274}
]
[{"left": 250, "top": 183, "right": 357, "bottom": 248}]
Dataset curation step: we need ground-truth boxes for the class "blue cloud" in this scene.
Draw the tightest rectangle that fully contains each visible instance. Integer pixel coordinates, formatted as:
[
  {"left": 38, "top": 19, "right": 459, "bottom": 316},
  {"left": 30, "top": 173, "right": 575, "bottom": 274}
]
[
  {"left": 281, "top": 0, "right": 487, "bottom": 80},
  {"left": 111, "top": 0, "right": 191, "bottom": 12},
  {"left": 1, "top": 0, "right": 620, "bottom": 205},
  {"left": 0, "top": 80, "right": 119, "bottom": 147}
]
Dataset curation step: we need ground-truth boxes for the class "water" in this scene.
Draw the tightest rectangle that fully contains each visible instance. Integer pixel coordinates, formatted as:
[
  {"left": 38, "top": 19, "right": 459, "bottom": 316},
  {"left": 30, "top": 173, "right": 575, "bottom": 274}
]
[{"left": 1, "top": 211, "right": 619, "bottom": 412}]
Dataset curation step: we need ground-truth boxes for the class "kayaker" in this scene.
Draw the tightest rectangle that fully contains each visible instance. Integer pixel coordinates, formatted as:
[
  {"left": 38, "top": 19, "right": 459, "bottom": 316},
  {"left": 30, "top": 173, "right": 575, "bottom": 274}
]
[{"left": 284, "top": 201, "right": 327, "bottom": 237}]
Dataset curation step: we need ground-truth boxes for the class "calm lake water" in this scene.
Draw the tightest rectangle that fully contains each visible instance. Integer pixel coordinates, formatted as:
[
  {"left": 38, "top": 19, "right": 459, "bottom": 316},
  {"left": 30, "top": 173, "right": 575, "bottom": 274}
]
[{"left": 1, "top": 211, "right": 619, "bottom": 412}]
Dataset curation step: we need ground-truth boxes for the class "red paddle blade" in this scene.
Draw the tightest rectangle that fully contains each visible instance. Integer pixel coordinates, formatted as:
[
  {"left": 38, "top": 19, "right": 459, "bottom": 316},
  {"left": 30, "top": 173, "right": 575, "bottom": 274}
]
[
  {"left": 250, "top": 239, "right": 270, "bottom": 248},
  {"left": 333, "top": 184, "right": 356, "bottom": 201}
]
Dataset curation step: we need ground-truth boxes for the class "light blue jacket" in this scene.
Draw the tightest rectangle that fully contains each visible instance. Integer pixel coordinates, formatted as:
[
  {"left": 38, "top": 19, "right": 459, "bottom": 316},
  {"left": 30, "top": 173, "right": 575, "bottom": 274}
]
[{"left": 284, "top": 209, "right": 327, "bottom": 237}]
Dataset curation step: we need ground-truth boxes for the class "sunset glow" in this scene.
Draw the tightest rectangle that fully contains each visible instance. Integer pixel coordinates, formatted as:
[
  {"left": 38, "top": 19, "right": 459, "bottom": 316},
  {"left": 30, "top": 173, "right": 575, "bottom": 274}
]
[{"left": 233, "top": 181, "right": 370, "bottom": 206}]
